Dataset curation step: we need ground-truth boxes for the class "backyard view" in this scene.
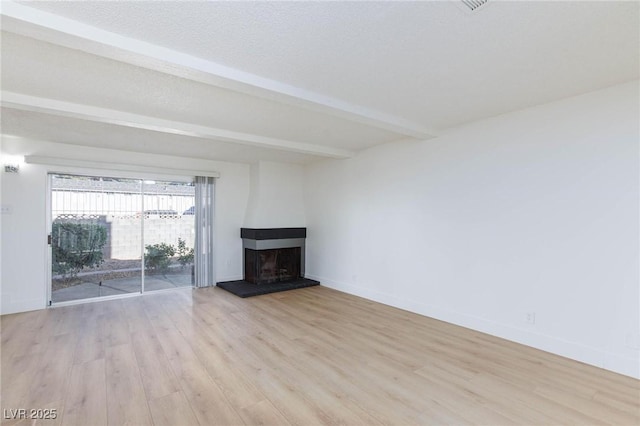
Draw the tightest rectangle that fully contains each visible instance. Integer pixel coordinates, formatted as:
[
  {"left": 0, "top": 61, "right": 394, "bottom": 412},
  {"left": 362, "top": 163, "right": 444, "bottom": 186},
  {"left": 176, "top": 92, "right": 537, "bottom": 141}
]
[{"left": 51, "top": 174, "right": 195, "bottom": 303}]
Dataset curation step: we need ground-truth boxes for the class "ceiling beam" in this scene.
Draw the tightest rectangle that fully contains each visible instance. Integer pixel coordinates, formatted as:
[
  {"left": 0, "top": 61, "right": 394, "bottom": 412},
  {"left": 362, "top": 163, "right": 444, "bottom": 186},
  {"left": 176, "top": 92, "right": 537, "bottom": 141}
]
[
  {"left": 0, "top": 1, "right": 437, "bottom": 140},
  {"left": 1, "top": 92, "right": 355, "bottom": 159}
]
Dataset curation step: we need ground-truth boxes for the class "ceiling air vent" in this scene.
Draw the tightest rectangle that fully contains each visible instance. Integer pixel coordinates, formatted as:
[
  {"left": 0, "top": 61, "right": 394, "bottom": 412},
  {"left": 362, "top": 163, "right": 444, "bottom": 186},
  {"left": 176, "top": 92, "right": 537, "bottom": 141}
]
[{"left": 461, "top": 0, "right": 489, "bottom": 12}]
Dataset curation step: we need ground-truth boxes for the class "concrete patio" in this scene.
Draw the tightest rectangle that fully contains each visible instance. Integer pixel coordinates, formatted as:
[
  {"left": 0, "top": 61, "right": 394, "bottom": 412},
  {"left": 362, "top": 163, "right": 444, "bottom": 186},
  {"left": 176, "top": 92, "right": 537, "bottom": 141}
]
[{"left": 52, "top": 273, "right": 192, "bottom": 303}]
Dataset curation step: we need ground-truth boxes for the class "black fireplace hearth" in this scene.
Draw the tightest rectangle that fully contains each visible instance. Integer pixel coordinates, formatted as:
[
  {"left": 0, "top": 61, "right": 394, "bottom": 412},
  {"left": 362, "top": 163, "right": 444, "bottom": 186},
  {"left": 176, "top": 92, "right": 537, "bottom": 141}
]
[{"left": 216, "top": 277, "right": 319, "bottom": 298}]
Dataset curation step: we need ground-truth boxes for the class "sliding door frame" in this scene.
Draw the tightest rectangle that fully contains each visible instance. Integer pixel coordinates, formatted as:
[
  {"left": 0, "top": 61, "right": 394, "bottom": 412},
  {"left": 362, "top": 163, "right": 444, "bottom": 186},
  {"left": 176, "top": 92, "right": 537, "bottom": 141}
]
[
  {"left": 45, "top": 174, "right": 53, "bottom": 307},
  {"left": 45, "top": 167, "right": 199, "bottom": 308}
]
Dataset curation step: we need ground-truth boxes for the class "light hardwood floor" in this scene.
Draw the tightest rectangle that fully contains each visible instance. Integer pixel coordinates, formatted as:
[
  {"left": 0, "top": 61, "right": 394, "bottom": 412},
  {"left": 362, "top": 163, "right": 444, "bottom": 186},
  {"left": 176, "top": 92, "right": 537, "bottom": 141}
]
[{"left": 1, "top": 286, "right": 639, "bottom": 425}]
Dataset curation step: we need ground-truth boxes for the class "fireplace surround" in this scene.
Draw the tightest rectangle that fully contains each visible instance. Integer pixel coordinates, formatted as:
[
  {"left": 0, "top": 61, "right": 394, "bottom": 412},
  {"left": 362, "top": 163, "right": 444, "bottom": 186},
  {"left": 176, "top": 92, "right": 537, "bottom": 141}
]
[
  {"left": 217, "top": 227, "right": 318, "bottom": 297},
  {"left": 241, "top": 228, "right": 306, "bottom": 284}
]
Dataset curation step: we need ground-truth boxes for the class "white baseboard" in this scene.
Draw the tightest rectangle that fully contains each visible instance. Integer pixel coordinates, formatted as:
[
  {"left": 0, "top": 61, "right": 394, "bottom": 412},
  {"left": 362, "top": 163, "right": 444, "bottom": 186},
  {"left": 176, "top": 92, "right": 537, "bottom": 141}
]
[
  {"left": 1, "top": 295, "right": 46, "bottom": 315},
  {"left": 307, "top": 274, "right": 639, "bottom": 379}
]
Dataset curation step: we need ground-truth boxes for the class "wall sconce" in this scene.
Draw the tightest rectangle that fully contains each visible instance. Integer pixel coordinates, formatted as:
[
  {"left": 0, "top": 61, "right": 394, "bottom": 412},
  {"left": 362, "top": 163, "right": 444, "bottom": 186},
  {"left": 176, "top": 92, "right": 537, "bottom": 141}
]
[{"left": 3, "top": 155, "right": 24, "bottom": 173}]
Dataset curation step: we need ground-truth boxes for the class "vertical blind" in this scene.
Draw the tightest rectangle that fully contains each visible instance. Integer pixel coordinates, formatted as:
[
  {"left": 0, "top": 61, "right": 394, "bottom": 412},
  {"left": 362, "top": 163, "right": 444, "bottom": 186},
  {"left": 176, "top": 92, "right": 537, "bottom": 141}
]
[{"left": 194, "top": 176, "right": 215, "bottom": 288}]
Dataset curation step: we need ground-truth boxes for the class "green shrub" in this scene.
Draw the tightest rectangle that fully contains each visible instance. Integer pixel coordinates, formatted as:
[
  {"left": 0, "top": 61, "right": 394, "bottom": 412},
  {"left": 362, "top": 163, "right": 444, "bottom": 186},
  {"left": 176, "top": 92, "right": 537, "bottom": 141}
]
[
  {"left": 177, "top": 238, "right": 194, "bottom": 268},
  {"left": 52, "top": 221, "right": 107, "bottom": 280},
  {"left": 144, "top": 243, "right": 176, "bottom": 273}
]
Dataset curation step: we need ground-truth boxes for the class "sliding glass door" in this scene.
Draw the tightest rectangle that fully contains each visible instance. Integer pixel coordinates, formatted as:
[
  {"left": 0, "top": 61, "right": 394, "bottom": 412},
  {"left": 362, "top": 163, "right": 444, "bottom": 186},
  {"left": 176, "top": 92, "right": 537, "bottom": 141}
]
[
  {"left": 50, "top": 174, "right": 143, "bottom": 303},
  {"left": 50, "top": 173, "right": 195, "bottom": 304},
  {"left": 142, "top": 180, "right": 195, "bottom": 291}
]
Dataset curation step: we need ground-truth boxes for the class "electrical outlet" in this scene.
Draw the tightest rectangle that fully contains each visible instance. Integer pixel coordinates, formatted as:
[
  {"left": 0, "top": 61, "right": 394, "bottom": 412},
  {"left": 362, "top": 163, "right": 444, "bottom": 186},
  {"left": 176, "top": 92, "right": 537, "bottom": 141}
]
[
  {"left": 525, "top": 312, "right": 536, "bottom": 325},
  {"left": 0, "top": 204, "right": 12, "bottom": 215}
]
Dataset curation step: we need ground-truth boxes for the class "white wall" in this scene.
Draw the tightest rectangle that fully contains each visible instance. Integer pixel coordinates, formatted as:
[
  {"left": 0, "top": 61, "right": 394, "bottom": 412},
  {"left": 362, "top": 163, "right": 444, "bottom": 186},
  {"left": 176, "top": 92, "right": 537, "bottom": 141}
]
[
  {"left": 0, "top": 137, "right": 251, "bottom": 314},
  {"left": 304, "top": 80, "right": 640, "bottom": 378},
  {"left": 243, "top": 160, "right": 306, "bottom": 228}
]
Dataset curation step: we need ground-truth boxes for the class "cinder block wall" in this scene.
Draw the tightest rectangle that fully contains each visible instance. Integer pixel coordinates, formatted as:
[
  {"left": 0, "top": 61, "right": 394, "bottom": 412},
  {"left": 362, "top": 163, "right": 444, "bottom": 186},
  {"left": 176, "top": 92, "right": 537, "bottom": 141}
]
[{"left": 106, "top": 216, "right": 195, "bottom": 259}]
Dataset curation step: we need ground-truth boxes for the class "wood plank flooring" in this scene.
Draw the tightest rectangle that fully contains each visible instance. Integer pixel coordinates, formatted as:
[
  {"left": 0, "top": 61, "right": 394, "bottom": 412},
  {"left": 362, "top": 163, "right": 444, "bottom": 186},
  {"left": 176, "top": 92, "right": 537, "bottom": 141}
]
[{"left": 1, "top": 286, "right": 638, "bottom": 425}]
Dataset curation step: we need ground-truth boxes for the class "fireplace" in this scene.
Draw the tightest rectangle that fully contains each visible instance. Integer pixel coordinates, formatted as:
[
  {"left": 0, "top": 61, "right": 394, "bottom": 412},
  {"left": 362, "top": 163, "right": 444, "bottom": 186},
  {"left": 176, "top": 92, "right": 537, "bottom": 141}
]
[
  {"left": 217, "top": 227, "right": 318, "bottom": 297},
  {"left": 241, "top": 228, "right": 306, "bottom": 285}
]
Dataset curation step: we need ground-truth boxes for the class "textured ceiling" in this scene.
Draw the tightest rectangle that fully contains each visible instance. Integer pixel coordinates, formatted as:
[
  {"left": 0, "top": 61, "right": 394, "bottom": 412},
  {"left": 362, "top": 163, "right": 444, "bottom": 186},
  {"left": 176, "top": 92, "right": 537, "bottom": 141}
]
[
  {"left": 1, "top": 32, "right": 400, "bottom": 151},
  {"left": 2, "top": 1, "right": 639, "bottom": 164}
]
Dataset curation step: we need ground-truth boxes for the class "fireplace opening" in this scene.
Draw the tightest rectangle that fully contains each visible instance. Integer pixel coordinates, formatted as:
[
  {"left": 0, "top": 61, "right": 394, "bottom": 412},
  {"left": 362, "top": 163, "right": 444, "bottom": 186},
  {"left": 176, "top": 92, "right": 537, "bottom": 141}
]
[{"left": 244, "top": 247, "right": 301, "bottom": 285}]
